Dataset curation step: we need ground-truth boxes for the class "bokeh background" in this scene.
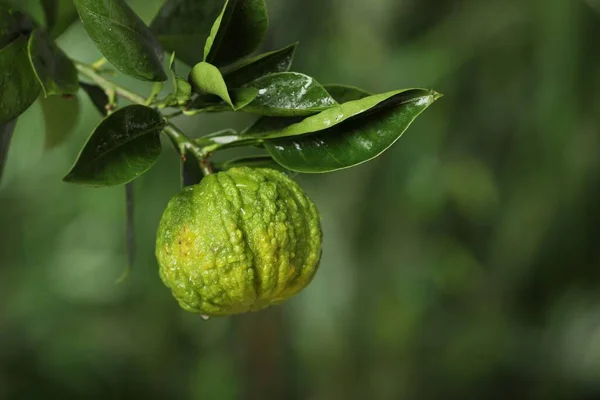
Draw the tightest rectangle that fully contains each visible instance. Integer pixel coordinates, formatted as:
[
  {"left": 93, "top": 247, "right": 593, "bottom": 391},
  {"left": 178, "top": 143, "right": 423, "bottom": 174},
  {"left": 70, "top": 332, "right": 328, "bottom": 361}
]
[{"left": 2, "top": 0, "right": 600, "bottom": 398}]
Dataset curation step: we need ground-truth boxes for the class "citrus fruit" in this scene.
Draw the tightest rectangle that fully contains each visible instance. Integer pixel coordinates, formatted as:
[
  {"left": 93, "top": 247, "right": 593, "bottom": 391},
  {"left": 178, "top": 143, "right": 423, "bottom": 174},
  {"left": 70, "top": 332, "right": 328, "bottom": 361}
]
[{"left": 155, "top": 167, "right": 322, "bottom": 316}]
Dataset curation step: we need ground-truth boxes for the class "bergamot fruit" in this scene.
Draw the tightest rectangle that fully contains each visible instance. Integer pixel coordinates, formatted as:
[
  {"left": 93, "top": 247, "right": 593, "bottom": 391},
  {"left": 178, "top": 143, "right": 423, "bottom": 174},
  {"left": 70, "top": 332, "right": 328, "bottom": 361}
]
[{"left": 155, "top": 167, "right": 322, "bottom": 316}]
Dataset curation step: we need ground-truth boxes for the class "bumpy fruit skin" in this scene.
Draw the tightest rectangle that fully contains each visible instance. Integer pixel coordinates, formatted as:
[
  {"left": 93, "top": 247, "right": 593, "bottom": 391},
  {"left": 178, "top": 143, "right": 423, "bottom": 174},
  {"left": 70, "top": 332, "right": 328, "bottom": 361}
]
[{"left": 155, "top": 167, "right": 322, "bottom": 316}]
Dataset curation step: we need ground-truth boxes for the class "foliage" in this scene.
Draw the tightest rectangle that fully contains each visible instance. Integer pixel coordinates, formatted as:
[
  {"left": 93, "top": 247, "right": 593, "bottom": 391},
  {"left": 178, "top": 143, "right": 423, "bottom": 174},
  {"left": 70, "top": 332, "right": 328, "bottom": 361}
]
[{"left": 0, "top": 0, "right": 439, "bottom": 264}]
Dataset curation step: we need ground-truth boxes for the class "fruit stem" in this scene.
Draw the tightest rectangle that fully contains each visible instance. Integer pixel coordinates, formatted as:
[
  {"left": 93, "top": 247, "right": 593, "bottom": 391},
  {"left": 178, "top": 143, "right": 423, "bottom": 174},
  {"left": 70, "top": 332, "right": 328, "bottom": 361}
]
[{"left": 74, "top": 60, "right": 211, "bottom": 171}]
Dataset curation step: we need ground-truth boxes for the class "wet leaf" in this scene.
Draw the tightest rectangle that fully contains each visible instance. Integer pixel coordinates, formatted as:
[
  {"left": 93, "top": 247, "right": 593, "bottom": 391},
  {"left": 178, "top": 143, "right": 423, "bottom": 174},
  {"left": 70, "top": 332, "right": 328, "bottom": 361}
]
[
  {"left": 27, "top": 29, "right": 78, "bottom": 96},
  {"left": 240, "top": 72, "right": 336, "bottom": 116},
  {"left": 74, "top": 0, "right": 166, "bottom": 81},
  {"left": 264, "top": 90, "right": 442, "bottom": 173},
  {"left": 244, "top": 89, "right": 425, "bottom": 139},
  {"left": 223, "top": 42, "right": 297, "bottom": 88},
  {"left": 0, "top": 35, "right": 40, "bottom": 123},
  {"left": 63, "top": 104, "right": 165, "bottom": 186}
]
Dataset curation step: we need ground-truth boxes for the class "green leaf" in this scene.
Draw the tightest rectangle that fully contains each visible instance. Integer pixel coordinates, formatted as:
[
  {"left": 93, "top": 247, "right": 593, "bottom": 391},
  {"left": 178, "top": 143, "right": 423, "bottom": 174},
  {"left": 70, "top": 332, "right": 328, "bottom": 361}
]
[
  {"left": 323, "top": 84, "right": 372, "bottom": 103},
  {"left": 150, "top": 0, "right": 225, "bottom": 67},
  {"left": 146, "top": 80, "right": 164, "bottom": 105},
  {"left": 244, "top": 89, "right": 423, "bottom": 139},
  {"left": 0, "top": 35, "right": 40, "bottom": 123},
  {"left": 41, "top": 0, "right": 78, "bottom": 37},
  {"left": 219, "top": 155, "right": 285, "bottom": 171},
  {"left": 264, "top": 89, "right": 442, "bottom": 173},
  {"left": 222, "top": 42, "right": 297, "bottom": 88},
  {"left": 239, "top": 72, "right": 337, "bottom": 116},
  {"left": 79, "top": 81, "right": 108, "bottom": 115},
  {"left": 205, "top": 0, "right": 268, "bottom": 67},
  {"left": 0, "top": 119, "right": 17, "bottom": 182},
  {"left": 0, "top": 4, "right": 35, "bottom": 49},
  {"left": 63, "top": 104, "right": 165, "bottom": 186},
  {"left": 0, "top": 1, "right": 43, "bottom": 28},
  {"left": 73, "top": 0, "right": 167, "bottom": 82},
  {"left": 27, "top": 29, "right": 78, "bottom": 96},
  {"left": 40, "top": 94, "right": 80, "bottom": 149},
  {"left": 188, "top": 61, "right": 258, "bottom": 110},
  {"left": 182, "top": 155, "right": 203, "bottom": 187}
]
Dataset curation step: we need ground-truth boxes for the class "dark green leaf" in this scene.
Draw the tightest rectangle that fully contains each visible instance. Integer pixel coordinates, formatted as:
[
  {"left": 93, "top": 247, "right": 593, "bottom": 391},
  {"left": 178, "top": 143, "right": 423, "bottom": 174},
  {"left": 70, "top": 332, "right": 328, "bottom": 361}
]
[
  {"left": 41, "top": 0, "right": 78, "bottom": 37},
  {"left": 79, "top": 81, "right": 108, "bottom": 115},
  {"left": 244, "top": 89, "right": 423, "bottom": 139},
  {"left": 264, "top": 89, "right": 442, "bottom": 173},
  {"left": 0, "top": 35, "right": 40, "bottom": 123},
  {"left": 206, "top": 0, "right": 268, "bottom": 67},
  {"left": 73, "top": 0, "right": 167, "bottom": 82},
  {"left": 239, "top": 72, "right": 337, "bottom": 116},
  {"left": 125, "top": 182, "right": 135, "bottom": 267},
  {"left": 323, "top": 84, "right": 372, "bottom": 103},
  {"left": 219, "top": 155, "right": 285, "bottom": 171},
  {"left": 0, "top": 4, "right": 35, "bottom": 49},
  {"left": 63, "top": 104, "right": 165, "bottom": 186},
  {"left": 40, "top": 94, "right": 80, "bottom": 149},
  {"left": 188, "top": 61, "right": 257, "bottom": 110},
  {"left": 182, "top": 155, "right": 203, "bottom": 187},
  {"left": 27, "top": 29, "right": 78, "bottom": 96},
  {"left": 150, "top": 0, "right": 225, "bottom": 67},
  {"left": 0, "top": 1, "right": 43, "bottom": 28},
  {"left": 223, "top": 42, "right": 297, "bottom": 88},
  {"left": 0, "top": 119, "right": 17, "bottom": 182}
]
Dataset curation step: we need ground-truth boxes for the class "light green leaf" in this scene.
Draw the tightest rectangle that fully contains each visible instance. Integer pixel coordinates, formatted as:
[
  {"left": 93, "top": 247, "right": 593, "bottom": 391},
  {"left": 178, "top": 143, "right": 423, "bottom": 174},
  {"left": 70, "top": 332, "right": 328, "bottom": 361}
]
[
  {"left": 188, "top": 61, "right": 257, "bottom": 110},
  {"left": 73, "top": 0, "right": 167, "bottom": 81},
  {"left": 244, "top": 89, "right": 423, "bottom": 139},
  {"left": 27, "top": 29, "right": 78, "bottom": 96},
  {"left": 264, "top": 90, "right": 442, "bottom": 173},
  {"left": 63, "top": 104, "right": 165, "bottom": 186},
  {"left": 157, "top": 52, "right": 192, "bottom": 107},
  {"left": 0, "top": 35, "right": 40, "bottom": 123},
  {"left": 223, "top": 42, "right": 297, "bottom": 88}
]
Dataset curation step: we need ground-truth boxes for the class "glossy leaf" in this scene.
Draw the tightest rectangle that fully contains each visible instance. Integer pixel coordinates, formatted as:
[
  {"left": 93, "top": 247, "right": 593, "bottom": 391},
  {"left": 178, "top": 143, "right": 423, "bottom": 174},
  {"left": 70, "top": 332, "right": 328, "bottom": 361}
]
[
  {"left": 244, "top": 89, "right": 424, "bottom": 139},
  {"left": 324, "top": 84, "right": 372, "bottom": 103},
  {"left": 206, "top": 0, "right": 268, "bottom": 66},
  {"left": 63, "top": 104, "right": 165, "bottom": 186},
  {"left": 240, "top": 72, "right": 337, "bottom": 116},
  {"left": 41, "top": 0, "right": 78, "bottom": 37},
  {"left": 0, "top": 119, "right": 17, "bottom": 182},
  {"left": 223, "top": 42, "right": 297, "bottom": 88},
  {"left": 73, "top": 0, "right": 167, "bottom": 82},
  {"left": 27, "top": 29, "right": 78, "bottom": 96},
  {"left": 0, "top": 35, "right": 40, "bottom": 123},
  {"left": 150, "top": 0, "right": 225, "bottom": 67},
  {"left": 40, "top": 94, "right": 80, "bottom": 149},
  {"left": 188, "top": 61, "right": 257, "bottom": 110},
  {"left": 80, "top": 81, "right": 108, "bottom": 115},
  {"left": 0, "top": 4, "right": 35, "bottom": 49},
  {"left": 264, "top": 90, "right": 442, "bottom": 173}
]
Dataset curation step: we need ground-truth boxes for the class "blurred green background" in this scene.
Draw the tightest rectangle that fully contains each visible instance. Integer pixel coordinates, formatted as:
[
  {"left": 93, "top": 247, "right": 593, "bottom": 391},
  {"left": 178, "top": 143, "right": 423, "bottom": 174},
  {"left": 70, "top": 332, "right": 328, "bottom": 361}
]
[{"left": 2, "top": 0, "right": 600, "bottom": 398}]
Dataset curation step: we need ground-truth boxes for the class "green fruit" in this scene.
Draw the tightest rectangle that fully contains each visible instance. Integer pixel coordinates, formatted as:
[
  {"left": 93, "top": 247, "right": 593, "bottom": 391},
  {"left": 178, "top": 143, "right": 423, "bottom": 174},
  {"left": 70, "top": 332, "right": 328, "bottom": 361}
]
[{"left": 155, "top": 167, "right": 322, "bottom": 316}]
